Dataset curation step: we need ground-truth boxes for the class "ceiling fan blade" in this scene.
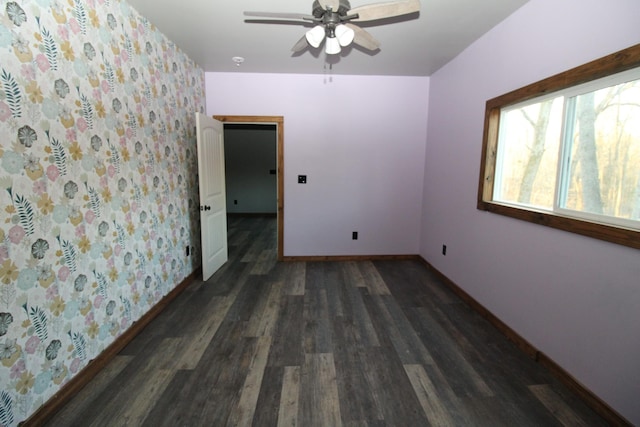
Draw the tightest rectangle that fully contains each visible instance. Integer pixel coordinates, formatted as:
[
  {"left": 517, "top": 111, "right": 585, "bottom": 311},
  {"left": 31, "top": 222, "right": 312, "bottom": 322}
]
[
  {"left": 345, "top": 23, "right": 380, "bottom": 51},
  {"left": 244, "top": 11, "right": 314, "bottom": 21},
  {"left": 350, "top": 0, "right": 420, "bottom": 22},
  {"left": 318, "top": 0, "right": 340, "bottom": 11},
  {"left": 291, "top": 35, "right": 309, "bottom": 52}
]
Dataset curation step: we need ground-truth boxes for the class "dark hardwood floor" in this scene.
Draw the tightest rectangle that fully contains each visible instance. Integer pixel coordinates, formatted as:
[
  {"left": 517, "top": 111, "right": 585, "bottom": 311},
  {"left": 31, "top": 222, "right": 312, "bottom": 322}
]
[{"left": 46, "top": 215, "right": 608, "bottom": 426}]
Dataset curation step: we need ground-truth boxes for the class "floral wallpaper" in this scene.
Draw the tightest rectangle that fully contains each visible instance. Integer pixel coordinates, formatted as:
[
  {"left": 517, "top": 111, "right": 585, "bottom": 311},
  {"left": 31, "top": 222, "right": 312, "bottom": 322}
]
[{"left": 0, "top": 0, "right": 204, "bottom": 424}]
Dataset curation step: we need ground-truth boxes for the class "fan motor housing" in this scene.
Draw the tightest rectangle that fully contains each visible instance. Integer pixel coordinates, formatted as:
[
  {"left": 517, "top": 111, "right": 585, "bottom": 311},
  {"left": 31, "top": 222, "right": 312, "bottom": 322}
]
[{"left": 312, "top": 0, "right": 351, "bottom": 17}]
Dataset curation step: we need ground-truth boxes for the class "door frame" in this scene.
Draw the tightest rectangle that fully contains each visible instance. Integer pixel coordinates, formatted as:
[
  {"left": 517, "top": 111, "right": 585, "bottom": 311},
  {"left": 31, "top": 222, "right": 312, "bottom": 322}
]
[{"left": 213, "top": 115, "right": 284, "bottom": 261}]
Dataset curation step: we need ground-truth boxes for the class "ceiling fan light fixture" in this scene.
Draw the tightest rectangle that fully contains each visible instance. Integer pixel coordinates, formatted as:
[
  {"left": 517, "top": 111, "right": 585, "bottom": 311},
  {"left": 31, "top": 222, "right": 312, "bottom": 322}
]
[
  {"left": 335, "top": 24, "right": 355, "bottom": 47},
  {"left": 325, "top": 36, "right": 341, "bottom": 54},
  {"left": 305, "top": 25, "right": 325, "bottom": 48},
  {"left": 245, "top": 0, "right": 420, "bottom": 56}
]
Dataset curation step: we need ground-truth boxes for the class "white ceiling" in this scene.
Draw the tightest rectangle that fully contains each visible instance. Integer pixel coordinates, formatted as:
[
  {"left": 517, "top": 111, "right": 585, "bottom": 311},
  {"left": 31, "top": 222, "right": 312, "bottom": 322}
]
[{"left": 126, "top": 0, "right": 529, "bottom": 76}]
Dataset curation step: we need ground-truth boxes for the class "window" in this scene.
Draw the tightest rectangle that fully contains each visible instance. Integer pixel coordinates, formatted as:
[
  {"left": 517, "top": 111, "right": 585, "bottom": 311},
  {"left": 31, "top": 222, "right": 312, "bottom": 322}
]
[{"left": 478, "top": 44, "right": 640, "bottom": 249}]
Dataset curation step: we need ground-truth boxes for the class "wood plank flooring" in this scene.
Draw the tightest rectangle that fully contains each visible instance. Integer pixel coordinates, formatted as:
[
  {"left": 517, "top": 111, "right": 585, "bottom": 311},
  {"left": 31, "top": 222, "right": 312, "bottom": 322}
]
[{"left": 46, "top": 215, "right": 609, "bottom": 426}]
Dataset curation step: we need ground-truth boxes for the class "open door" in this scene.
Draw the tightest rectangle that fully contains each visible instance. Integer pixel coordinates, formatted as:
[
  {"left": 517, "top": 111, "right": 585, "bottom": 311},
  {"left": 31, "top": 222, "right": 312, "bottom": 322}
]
[{"left": 196, "top": 113, "right": 228, "bottom": 281}]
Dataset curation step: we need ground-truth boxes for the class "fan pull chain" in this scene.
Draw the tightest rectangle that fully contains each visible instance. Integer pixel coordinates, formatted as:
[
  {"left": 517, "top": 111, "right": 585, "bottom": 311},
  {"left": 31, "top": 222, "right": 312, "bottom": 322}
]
[{"left": 323, "top": 62, "right": 334, "bottom": 84}]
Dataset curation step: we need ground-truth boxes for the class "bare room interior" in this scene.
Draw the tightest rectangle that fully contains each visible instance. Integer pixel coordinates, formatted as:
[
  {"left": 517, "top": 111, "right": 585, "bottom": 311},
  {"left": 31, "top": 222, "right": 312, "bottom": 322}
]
[{"left": 0, "top": 0, "right": 638, "bottom": 425}]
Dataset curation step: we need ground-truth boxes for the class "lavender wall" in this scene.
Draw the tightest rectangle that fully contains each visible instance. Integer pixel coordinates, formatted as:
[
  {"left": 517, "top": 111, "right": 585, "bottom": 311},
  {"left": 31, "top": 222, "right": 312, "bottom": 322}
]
[
  {"left": 422, "top": 0, "right": 640, "bottom": 423},
  {"left": 206, "top": 73, "right": 429, "bottom": 256}
]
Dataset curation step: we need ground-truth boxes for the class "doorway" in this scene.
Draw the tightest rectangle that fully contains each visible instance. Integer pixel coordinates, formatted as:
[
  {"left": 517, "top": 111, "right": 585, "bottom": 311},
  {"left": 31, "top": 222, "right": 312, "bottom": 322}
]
[
  {"left": 224, "top": 124, "right": 277, "bottom": 215},
  {"left": 213, "top": 115, "right": 284, "bottom": 261}
]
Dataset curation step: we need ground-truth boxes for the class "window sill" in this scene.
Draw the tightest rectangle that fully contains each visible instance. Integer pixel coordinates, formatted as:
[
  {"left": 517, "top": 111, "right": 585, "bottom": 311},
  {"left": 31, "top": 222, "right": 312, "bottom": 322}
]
[{"left": 477, "top": 200, "right": 640, "bottom": 250}]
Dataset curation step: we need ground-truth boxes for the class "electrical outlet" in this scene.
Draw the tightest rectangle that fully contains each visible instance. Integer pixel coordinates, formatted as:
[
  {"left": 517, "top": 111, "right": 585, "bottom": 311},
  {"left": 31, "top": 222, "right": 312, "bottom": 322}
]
[
  {"left": 442, "top": 244, "right": 447, "bottom": 256},
  {"left": 298, "top": 175, "right": 307, "bottom": 184},
  {"left": 352, "top": 231, "right": 358, "bottom": 240}
]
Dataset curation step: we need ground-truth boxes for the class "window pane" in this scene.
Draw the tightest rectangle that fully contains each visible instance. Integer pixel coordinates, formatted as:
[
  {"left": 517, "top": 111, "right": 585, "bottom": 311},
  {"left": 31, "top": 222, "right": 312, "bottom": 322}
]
[
  {"left": 494, "top": 97, "right": 563, "bottom": 209},
  {"left": 561, "top": 79, "right": 640, "bottom": 221}
]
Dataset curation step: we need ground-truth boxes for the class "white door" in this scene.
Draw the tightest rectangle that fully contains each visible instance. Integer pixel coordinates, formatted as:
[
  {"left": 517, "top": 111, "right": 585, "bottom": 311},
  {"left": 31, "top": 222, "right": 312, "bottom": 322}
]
[{"left": 196, "top": 113, "right": 228, "bottom": 281}]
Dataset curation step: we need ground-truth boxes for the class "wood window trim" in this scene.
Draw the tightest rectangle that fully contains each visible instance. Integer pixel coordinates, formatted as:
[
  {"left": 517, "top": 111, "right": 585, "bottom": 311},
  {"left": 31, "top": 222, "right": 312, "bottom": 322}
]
[{"left": 477, "top": 43, "right": 640, "bottom": 250}]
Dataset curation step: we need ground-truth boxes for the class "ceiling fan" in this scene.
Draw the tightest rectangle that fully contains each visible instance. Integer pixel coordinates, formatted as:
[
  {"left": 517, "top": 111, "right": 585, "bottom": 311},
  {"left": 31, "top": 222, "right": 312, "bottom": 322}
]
[{"left": 244, "top": 0, "right": 420, "bottom": 55}]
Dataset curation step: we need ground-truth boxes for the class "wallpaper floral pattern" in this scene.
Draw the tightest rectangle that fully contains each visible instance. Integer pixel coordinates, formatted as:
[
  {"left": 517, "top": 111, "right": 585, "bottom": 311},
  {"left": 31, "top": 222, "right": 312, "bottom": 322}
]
[{"left": 0, "top": 0, "right": 204, "bottom": 424}]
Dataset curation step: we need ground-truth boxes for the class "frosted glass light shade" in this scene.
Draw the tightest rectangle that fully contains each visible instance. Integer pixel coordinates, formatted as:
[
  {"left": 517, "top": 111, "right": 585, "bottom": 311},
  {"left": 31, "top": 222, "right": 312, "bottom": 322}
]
[
  {"left": 335, "top": 24, "right": 355, "bottom": 47},
  {"left": 325, "top": 37, "right": 341, "bottom": 54},
  {"left": 305, "top": 25, "right": 325, "bottom": 48}
]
